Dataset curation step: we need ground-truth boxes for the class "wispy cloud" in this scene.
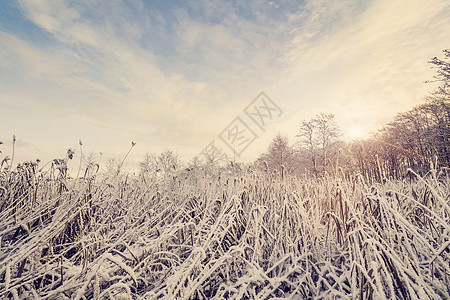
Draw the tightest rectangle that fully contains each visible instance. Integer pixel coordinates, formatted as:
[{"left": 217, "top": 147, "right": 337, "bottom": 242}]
[
  {"left": 275, "top": 0, "right": 449, "bottom": 134},
  {"left": 0, "top": 0, "right": 448, "bottom": 164}
]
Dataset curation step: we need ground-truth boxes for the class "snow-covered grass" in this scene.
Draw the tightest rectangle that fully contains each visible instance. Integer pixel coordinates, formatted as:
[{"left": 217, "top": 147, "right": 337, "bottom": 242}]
[{"left": 0, "top": 164, "right": 449, "bottom": 299}]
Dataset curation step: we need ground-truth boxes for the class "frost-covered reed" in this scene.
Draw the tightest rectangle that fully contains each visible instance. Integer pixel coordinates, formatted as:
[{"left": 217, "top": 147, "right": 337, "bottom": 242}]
[{"left": 0, "top": 163, "right": 449, "bottom": 299}]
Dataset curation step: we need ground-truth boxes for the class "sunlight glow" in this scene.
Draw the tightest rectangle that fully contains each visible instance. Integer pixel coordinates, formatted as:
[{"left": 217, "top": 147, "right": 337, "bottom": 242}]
[{"left": 348, "top": 125, "right": 364, "bottom": 139}]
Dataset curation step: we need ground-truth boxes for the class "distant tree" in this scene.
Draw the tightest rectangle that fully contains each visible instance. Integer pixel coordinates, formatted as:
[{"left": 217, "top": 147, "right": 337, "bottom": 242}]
[
  {"left": 268, "top": 134, "right": 294, "bottom": 167},
  {"left": 158, "top": 150, "right": 180, "bottom": 178},
  {"left": 424, "top": 97, "right": 450, "bottom": 165},
  {"left": 256, "top": 134, "right": 296, "bottom": 174},
  {"left": 427, "top": 48, "right": 450, "bottom": 166},
  {"left": 104, "top": 157, "right": 120, "bottom": 176},
  {"left": 138, "top": 150, "right": 180, "bottom": 179},
  {"left": 83, "top": 151, "right": 100, "bottom": 178},
  {"left": 297, "top": 113, "right": 341, "bottom": 176},
  {"left": 347, "top": 50, "right": 450, "bottom": 180},
  {"left": 201, "top": 141, "right": 229, "bottom": 169},
  {"left": 429, "top": 49, "right": 450, "bottom": 90},
  {"left": 297, "top": 119, "right": 318, "bottom": 175},
  {"left": 188, "top": 155, "right": 202, "bottom": 171},
  {"left": 315, "top": 113, "right": 341, "bottom": 173},
  {"left": 139, "top": 152, "right": 158, "bottom": 174}
]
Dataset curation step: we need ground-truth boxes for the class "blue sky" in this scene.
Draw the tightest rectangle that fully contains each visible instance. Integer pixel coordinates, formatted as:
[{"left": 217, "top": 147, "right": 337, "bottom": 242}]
[{"left": 0, "top": 0, "right": 449, "bottom": 168}]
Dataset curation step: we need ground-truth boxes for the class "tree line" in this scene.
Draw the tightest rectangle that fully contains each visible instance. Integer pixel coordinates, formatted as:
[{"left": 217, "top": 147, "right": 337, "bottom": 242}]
[
  {"left": 255, "top": 49, "right": 450, "bottom": 181},
  {"left": 137, "top": 49, "right": 449, "bottom": 182}
]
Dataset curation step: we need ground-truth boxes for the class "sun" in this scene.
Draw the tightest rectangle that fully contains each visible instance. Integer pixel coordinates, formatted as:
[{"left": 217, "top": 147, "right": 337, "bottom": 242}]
[{"left": 348, "top": 125, "right": 364, "bottom": 139}]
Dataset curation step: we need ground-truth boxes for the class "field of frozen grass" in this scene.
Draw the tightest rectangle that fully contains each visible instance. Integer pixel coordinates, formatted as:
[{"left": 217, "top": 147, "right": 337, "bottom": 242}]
[{"left": 0, "top": 163, "right": 449, "bottom": 299}]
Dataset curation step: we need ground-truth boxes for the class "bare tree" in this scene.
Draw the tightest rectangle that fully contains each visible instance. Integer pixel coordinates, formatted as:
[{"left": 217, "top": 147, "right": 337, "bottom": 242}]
[
  {"left": 367, "top": 49, "right": 450, "bottom": 177},
  {"left": 256, "top": 134, "right": 297, "bottom": 175},
  {"left": 315, "top": 113, "right": 341, "bottom": 173},
  {"left": 297, "top": 113, "right": 341, "bottom": 176},
  {"left": 297, "top": 119, "right": 318, "bottom": 175},
  {"left": 139, "top": 152, "right": 158, "bottom": 174},
  {"left": 429, "top": 49, "right": 450, "bottom": 89},
  {"left": 158, "top": 150, "right": 180, "bottom": 178}
]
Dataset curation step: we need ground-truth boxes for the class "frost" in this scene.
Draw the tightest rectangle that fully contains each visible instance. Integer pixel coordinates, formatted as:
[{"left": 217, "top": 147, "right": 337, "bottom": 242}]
[{"left": 0, "top": 165, "right": 449, "bottom": 298}]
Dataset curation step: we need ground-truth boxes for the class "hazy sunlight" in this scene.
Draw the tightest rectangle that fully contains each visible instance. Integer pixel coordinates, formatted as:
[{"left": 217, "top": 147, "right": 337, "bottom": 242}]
[{"left": 348, "top": 125, "right": 365, "bottom": 139}]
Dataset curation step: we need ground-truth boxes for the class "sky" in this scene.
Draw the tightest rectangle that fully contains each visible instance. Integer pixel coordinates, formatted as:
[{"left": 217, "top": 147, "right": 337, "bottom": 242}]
[{"left": 0, "top": 0, "right": 449, "bottom": 169}]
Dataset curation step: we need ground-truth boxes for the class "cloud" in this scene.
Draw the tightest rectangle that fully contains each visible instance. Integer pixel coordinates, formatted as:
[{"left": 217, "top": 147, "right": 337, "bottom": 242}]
[
  {"left": 274, "top": 0, "right": 449, "bottom": 135},
  {"left": 1, "top": 1, "right": 236, "bottom": 163},
  {"left": 1, "top": 0, "right": 449, "bottom": 163}
]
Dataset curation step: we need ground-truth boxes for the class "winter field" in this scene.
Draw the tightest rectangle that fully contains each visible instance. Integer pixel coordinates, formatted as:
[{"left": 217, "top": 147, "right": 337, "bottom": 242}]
[{"left": 0, "top": 161, "right": 449, "bottom": 299}]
